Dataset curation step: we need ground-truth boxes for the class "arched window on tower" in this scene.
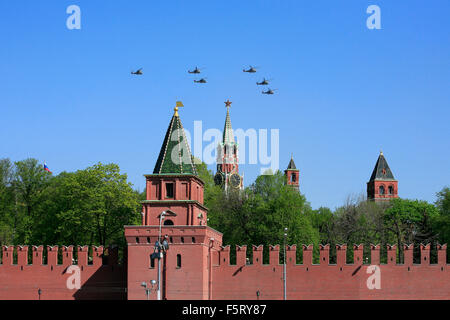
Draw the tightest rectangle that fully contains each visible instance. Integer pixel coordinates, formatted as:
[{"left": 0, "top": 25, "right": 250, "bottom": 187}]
[
  {"left": 388, "top": 185, "right": 394, "bottom": 195},
  {"left": 163, "top": 219, "right": 174, "bottom": 226},
  {"left": 291, "top": 173, "right": 296, "bottom": 183},
  {"left": 379, "top": 186, "right": 385, "bottom": 195}
]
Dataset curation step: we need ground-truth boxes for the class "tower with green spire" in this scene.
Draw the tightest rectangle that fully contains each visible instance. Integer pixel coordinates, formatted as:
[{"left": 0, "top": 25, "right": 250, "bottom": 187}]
[
  {"left": 140, "top": 101, "right": 208, "bottom": 226},
  {"left": 124, "top": 101, "right": 224, "bottom": 300},
  {"left": 214, "top": 100, "right": 243, "bottom": 190}
]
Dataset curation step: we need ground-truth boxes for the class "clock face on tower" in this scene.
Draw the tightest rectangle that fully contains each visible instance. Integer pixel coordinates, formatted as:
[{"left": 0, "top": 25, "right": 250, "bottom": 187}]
[
  {"left": 229, "top": 173, "right": 241, "bottom": 189},
  {"left": 214, "top": 172, "right": 224, "bottom": 186}
]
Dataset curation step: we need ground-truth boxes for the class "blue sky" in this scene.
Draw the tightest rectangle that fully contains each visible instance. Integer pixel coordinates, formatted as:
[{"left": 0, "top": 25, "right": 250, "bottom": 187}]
[{"left": 0, "top": 0, "right": 449, "bottom": 210}]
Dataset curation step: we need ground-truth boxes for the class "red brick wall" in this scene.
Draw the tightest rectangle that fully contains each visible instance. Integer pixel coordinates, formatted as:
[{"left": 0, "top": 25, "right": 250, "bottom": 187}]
[
  {"left": 1, "top": 241, "right": 448, "bottom": 300},
  {"left": 0, "top": 245, "right": 126, "bottom": 300},
  {"left": 211, "top": 244, "right": 449, "bottom": 300}
]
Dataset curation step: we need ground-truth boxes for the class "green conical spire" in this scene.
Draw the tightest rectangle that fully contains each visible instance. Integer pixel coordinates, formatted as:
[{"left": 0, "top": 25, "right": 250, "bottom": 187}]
[{"left": 153, "top": 102, "right": 197, "bottom": 175}]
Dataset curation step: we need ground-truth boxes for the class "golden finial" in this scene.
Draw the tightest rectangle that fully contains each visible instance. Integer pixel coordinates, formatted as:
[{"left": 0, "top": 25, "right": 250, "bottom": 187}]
[
  {"left": 380, "top": 149, "right": 383, "bottom": 156},
  {"left": 174, "top": 101, "right": 184, "bottom": 116}
]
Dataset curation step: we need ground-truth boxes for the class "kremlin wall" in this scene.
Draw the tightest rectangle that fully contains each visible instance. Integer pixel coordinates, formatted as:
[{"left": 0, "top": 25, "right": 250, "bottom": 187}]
[
  {"left": 0, "top": 102, "right": 448, "bottom": 300},
  {"left": 0, "top": 242, "right": 449, "bottom": 300}
]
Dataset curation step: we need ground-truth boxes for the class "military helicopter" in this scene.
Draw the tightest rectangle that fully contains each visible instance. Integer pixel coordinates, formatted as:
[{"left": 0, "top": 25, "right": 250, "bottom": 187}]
[
  {"left": 262, "top": 88, "right": 277, "bottom": 95},
  {"left": 243, "top": 66, "right": 258, "bottom": 73},
  {"left": 256, "top": 78, "right": 272, "bottom": 85},
  {"left": 188, "top": 67, "right": 203, "bottom": 74},
  {"left": 194, "top": 78, "right": 207, "bottom": 83},
  {"left": 131, "top": 68, "right": 143, "bottom": 75}
]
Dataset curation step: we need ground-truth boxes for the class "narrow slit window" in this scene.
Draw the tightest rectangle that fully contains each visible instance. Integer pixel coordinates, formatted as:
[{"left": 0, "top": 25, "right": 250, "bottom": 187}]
[
  {"left": 166, "top": 183, "right": 174, "bottom": 198},
  {"left": 150, "top": 256, "right": 155, "bottom": 268},
  {"left": 177, "top": 254, "right": 181, "bottom": 268}
]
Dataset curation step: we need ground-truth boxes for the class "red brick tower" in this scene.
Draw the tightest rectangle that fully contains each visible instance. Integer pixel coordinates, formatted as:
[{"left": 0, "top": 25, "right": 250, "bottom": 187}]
[
  {"left": 124, "top": 102, "right": 223, "bottom": 300},
  {"left": 214, "top": 100, "right": 243, "bottom": 191},
  {"left": 367, "top": 151, "right": 398, "bottom": 201},
  {"left": 285, "top": 155, "right": 300, "bottom": 190}
]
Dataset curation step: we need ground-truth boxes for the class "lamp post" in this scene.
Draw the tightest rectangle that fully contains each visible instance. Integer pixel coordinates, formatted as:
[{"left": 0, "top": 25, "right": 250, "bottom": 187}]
[
  {"left": 283, "top": 227, "right": 288, "bottom": 301},
  {"left": 156, "top": 211, "right": 166, "bottom": 300},
  {"left": 141, "top": 280, "right": 157, "bottom": 300}
]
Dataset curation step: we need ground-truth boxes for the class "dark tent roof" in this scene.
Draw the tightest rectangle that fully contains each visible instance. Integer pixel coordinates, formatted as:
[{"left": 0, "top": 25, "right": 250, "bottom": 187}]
[
  {"left": 369, "top": 152, "right": 396, "bottom": 181},
  {"left": 286, "top": 156, "right": 298, "bottom": 170}
]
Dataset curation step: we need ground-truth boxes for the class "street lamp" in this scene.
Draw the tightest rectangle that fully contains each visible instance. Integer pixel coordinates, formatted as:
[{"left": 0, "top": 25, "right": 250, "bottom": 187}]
[
  {"left": 283, "top": 227, "right": 288, "bottom": 301},
  {"left": 141, "top": 280, "right": 157, "bottom": 300},
  {"left": 155, "top": 211, "right": 166, "bottom": 300}
]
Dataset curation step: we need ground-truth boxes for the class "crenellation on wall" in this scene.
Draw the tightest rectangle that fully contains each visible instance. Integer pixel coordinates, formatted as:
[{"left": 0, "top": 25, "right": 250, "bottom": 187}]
[
  {"left": 236, "top": 245, "right": 247, "bottom": 266},
  {"left": 3, "top": 246, "right": 13, "bottom": 265},
  {"left": 32, "top": 245, "right": 44, "bottom": 265},
  {"left": 437, "top": 244, "right": 447, "bottom": 265},
  {"left": 219, "top": 245, "right": 230, "bottom": 265},
  {"left": 336, "top": 244, "right": 347, "bottom": 266},
  {"left": 302, "top": 244, "right": 314, "bottom": 266},
  {"left": 47, "top": 246, "right": 59, "bottom": 266},
  {"left": 319, "top": 244, "right": 330, "bottom": 265},
  {"left": 269, "top": 245, "right": 280, "bottom": 265},
  {"left": 353, "top": 244, "right": 363, "bottom": 264},
  {"left": 62, "top": 246, "right": 74, "bottom": 266},
  {"left": 17, "top": 246, "right": 29, "bottom": 266},
  {"left": 252, "top": 245, "right": 263, "bottom": 265},
  {"left": 387, "top": 244, "right": 397, "bottom": 264},
  {"left": 77, "top": 245, "right": 89, "bottom": 266},
  {"left": 403, "top": 244, "right": 414, "bottom": 266},
  {"left": 420, "top": 243, "right": 430, "bottom": 265},
  {"left": 286, "top": 245, "right": 296, "bottom": 265},
  {"left": 370, "top": 244, "right": 381, "bottom": 265}
]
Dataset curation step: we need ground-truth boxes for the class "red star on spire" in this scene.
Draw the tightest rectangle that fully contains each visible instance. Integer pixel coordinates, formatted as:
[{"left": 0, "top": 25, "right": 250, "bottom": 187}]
[{"left": 224, "top": 99, "right": 232, "bottom": 107}]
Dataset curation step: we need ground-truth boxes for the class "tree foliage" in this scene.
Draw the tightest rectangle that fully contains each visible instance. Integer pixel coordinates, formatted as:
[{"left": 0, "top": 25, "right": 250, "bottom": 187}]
[
  {"left": 0, "top": 159, "right": 140, "bottom": 247},
  {"left": 207, "top": 171, "right": 319, "bottom": 256}
]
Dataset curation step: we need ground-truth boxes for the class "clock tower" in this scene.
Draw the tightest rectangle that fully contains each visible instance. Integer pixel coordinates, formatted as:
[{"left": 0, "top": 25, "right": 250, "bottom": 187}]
[{"left": 214, "top": 100, "right": 244, "bottom": 191}]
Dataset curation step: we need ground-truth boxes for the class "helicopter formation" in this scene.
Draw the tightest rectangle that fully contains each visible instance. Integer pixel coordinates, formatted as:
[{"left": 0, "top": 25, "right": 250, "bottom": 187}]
[
  {"left": 131, "top": 65, "right": 277, "bottom": 94},
  {"left": 243, "top": 65, "right": 277, "bottom": 95},
  {"left": 188, "top": 66, "right": 207, "bottom": 83}
]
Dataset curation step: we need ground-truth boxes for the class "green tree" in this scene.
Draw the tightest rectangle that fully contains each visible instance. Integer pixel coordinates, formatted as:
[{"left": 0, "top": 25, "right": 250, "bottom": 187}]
[
  {"left": 434, "top": 187, "right": 450, "bottom": 255},
  {"left": 208, "top": 170, "right": 319, "bottom": 263},
  {"left": 384, "top": 198, "right": 439, "bottom": 263},
  {"left": 32, "top": 163, "right": 140, "bottom": 246},
  {"left": 0, "top": 158, "right": 15, "bottom": 245},
  {"left": 10, "top": 158, "right": 52, "bottom": 243}
]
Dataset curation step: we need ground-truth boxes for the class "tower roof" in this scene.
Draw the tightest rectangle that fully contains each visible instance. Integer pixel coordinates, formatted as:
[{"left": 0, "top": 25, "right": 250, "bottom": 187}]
[
  {"left": 222, "top": 100, "right": 235, "bottom": 145},
  {"left": 369, "top": 151, "right": 396, "bottom": 181},
  {"left": 153, "top": 103, "right": 197, "bottom": 175},
  {"left": 286, "top": 155, "right": 298, "bottom": 170}
]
